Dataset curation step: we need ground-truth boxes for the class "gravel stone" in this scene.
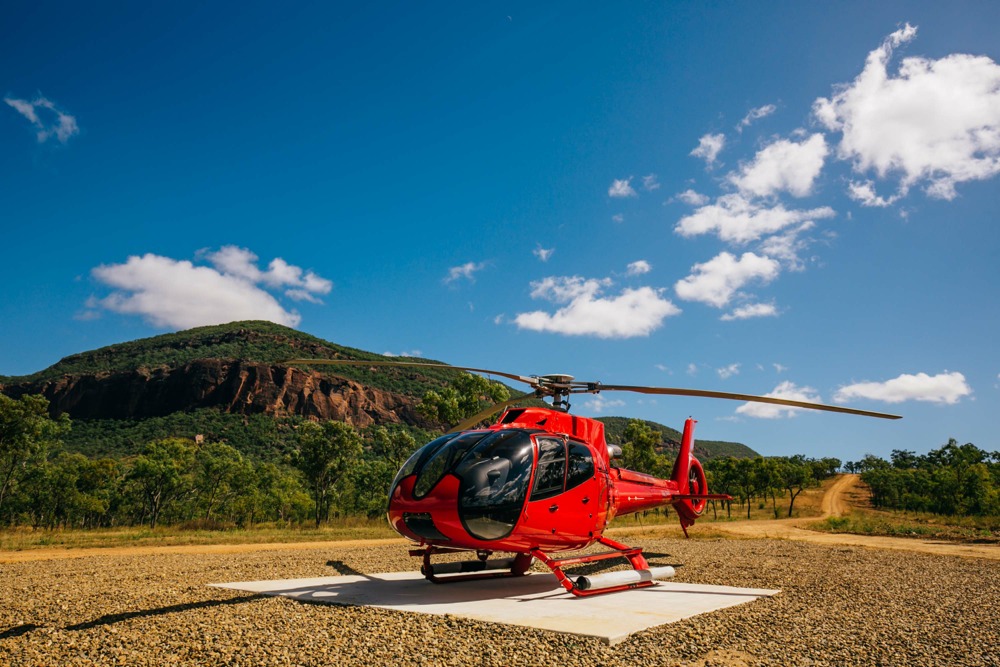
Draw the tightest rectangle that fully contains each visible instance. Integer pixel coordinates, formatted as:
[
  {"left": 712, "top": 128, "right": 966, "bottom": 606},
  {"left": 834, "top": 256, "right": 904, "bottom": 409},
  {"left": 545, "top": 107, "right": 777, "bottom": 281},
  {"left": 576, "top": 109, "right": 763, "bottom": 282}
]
[{"left": 1, "top": 538, "right": 998, "bottom": 666}]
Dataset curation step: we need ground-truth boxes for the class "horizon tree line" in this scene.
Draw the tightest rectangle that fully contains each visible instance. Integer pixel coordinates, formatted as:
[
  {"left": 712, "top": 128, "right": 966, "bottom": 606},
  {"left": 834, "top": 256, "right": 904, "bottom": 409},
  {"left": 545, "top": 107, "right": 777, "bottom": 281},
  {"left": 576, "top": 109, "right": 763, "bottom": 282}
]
[{"left": 2, "top": 391, "right": 996, "bottom": 530}]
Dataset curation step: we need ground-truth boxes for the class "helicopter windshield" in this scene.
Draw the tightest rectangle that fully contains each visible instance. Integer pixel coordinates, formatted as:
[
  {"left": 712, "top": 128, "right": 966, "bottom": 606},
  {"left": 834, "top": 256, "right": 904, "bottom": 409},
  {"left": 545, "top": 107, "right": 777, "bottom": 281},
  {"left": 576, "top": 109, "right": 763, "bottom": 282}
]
[
  {"left": 389, "top": 432, "right": 456, "bottom": 499},
  {"left": 409, "top": 431, "right": 490, "bottom": 499},
  {"left": 453, "top": 429, "right": 535, "bottom": 540}
]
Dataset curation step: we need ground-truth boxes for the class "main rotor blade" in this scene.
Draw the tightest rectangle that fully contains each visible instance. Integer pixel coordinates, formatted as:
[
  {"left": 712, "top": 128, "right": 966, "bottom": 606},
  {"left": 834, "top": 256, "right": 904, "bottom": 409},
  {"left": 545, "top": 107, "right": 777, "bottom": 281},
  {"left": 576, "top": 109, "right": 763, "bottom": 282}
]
[
  {"left": 447, "top": 395, "right": 535, "bottom": 434},
  {"left": 596, "top": 385, "right": 902, "bottom": 420},
  {"left": 282, "top": 359, "right": 535, "bottom": 387}
]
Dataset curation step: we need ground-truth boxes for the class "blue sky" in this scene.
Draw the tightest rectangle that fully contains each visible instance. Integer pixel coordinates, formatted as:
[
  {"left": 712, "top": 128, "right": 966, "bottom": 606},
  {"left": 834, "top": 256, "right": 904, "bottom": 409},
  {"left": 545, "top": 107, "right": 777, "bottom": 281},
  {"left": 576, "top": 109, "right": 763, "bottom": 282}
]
[{"left": 3, "top": 2, "right": 998, "bottom": 462}]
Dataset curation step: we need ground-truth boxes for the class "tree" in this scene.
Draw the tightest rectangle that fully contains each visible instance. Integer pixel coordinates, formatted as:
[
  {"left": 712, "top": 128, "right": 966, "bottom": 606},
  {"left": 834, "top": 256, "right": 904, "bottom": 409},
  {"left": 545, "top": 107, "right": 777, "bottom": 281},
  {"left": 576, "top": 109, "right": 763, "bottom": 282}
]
[
  {"left": 777, "top": 455, "right": 817, "bottom": 517},
  {"left": 295, "top": 421, "right": 363, "bottom": 526},
  {"left": 192, "top": 442, "right": 248, "bottom": 521},
  {"left": 890, "top": 449, "right": 920, "bottom": 470},
  {"left": 621, "top": 419, "right": 666, "bottom": 475},
  {"left": 346, "top": 458, "right": 397, "bottom": 518},
  {"left": 416, "top": 372, "right": 511, "bottom": 426},
  {"left": 128, "top": 438, "right": 196, "bottom": 528},
  {"left": 0, "top": 394, "right": 69, "bottom": 519},
  {"left": 754, "top": 457, "right": 784, "bottom": 518},
  {"left": 732, "top": 457, "right": 758, "bottom": 519},
  {"left": 705, "top": 457, "right": 737, "bottom": 518},
  {"left": 370, "top": 426, "right": 418, "bottom": 470}
]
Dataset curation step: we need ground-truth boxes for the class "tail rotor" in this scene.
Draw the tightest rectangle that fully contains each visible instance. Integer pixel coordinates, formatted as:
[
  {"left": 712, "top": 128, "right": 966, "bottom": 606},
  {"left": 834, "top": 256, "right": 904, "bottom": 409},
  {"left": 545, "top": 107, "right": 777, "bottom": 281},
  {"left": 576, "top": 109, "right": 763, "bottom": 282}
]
[{"left": 670, "top": 419, "right": 714, "bottom": 536}]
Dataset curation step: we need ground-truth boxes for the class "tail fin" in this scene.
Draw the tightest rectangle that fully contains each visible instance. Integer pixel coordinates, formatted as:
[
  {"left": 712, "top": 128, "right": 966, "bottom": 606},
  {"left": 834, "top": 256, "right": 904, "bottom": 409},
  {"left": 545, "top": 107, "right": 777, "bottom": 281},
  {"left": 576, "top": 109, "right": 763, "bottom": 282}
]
[
  {"left": 669, "top": 418, "right": 697, "bottom": 493},
  {"left": 670, "top": 418, "right": 701, "bottom": 536}
]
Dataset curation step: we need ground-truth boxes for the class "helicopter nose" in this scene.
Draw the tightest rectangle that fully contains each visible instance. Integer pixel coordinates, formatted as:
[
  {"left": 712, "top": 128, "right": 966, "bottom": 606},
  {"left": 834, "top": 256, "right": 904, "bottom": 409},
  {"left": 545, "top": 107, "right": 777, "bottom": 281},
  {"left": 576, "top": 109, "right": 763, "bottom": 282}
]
[
  {"left": 387, "top": 474, "right": 463, "bottom": 543},
  {"left": 400, "top": 511, "right": 450, "bottom": 541}
]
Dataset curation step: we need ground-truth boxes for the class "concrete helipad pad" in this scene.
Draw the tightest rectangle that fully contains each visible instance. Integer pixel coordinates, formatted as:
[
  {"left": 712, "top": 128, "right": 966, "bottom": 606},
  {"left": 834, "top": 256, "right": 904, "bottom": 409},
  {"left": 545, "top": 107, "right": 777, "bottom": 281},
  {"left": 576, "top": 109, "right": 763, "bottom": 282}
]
[{"left": 212, "top": 572, "right": 779, "bottom": 644}]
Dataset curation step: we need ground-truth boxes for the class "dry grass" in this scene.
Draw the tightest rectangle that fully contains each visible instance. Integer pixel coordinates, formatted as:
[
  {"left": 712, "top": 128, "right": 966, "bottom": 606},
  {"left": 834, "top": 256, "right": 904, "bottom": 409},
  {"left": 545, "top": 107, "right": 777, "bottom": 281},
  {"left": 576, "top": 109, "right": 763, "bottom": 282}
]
[
  {"left": 0, "top": 518, "right": 397, "bottom": 552},
  {"left": 808, "top": 477, "right": 1000, "bottom": 543}
]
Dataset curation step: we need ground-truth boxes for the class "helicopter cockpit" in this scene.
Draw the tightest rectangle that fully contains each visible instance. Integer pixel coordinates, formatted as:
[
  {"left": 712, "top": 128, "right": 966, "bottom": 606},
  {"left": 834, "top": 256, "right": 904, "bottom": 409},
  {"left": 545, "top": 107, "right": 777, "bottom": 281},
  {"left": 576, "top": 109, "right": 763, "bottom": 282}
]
[{"left": 390, "top": 429, "right": 538, "bottom": 540}]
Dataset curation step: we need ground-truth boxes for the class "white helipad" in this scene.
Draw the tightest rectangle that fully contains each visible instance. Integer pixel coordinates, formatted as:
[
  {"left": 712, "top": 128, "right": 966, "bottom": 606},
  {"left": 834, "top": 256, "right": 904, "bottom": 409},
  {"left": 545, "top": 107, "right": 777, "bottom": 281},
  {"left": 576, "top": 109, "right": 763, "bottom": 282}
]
[{"left": 212, "top": 572, "right": 779, "bottom": 644}]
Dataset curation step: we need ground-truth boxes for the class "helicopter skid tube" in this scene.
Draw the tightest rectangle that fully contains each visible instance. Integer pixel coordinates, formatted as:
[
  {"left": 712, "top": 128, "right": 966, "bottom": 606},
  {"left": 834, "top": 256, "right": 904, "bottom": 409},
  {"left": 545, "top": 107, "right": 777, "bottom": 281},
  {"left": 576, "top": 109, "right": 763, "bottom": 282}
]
[
  {"left": 531, "top": 536, "right": 662, "bottom": 597},
  {"left": 413, "top": 546, "right": 533, "bottom": 584}
]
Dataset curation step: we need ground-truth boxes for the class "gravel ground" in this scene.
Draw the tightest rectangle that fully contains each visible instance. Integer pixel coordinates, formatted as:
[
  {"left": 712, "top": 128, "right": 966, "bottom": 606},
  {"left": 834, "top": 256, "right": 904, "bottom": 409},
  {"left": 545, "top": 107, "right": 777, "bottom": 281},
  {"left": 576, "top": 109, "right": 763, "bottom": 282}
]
[{"left": 1, "top": 537, "right": 998, "bottom": 667}]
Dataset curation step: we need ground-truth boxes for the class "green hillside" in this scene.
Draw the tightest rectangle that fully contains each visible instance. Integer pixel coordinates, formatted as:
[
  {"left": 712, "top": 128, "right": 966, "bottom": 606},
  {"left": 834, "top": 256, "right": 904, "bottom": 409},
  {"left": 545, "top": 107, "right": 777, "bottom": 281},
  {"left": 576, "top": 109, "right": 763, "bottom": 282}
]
[
  {"left": 3, "top": 320, "right": 466, "bottom": 398},
  {"left": 597, "top": 416, "right": 759, "bottom": 459},
  {"left": 2, "top": 321, "right": 757, "bottom": 460}
]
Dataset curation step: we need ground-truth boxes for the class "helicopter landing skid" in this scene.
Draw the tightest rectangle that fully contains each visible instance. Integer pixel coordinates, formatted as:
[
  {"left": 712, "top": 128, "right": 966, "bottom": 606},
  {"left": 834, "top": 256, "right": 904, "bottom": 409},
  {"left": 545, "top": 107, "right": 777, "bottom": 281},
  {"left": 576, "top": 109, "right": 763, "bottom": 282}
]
[
  {"left": 531, "top": 536, "right": 664, "bottom": 597},
  {"left": 413, "top": 546, "right": 533, "bottom": 584}
]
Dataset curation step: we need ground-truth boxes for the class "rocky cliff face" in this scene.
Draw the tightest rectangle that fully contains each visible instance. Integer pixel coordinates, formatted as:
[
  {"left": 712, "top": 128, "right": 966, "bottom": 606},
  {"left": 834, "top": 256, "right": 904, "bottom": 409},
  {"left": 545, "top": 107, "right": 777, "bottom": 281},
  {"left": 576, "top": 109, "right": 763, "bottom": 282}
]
[{"left": 1, "top": 359, "right": 424, "bottom": 429}]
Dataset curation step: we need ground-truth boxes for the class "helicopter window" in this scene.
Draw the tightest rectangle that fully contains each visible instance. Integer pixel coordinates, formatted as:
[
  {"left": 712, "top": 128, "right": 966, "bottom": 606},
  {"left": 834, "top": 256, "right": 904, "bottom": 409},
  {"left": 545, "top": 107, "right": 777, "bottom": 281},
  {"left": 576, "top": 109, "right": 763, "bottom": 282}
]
[
  {"left": 566, "top": 442, "right": 594, "bottom": 491},
  {"left": 412, "top": 431, "right": 489, "bottom": 499},
  {"left": 389, "top": 433, "right": 457, "bottom": 496},
  {"left": 530, "top": 438, "right": 567, "bottom": 501},
  {"left": 454, "top": 429, "right": 535, "bottom": 541}
]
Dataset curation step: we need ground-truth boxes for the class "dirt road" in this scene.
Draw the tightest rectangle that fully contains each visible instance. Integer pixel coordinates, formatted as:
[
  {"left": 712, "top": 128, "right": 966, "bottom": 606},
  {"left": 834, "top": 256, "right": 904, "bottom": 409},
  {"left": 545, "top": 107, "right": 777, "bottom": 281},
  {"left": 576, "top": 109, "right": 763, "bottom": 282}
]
[{"left": 710, "top": 473, "right": 1000, "bottom": 560}]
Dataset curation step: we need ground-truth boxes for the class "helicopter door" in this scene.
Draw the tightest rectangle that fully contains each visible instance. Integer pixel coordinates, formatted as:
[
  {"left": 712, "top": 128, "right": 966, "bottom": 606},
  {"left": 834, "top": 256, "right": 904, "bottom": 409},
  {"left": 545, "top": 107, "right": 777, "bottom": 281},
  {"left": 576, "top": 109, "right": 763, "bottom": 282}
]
[{"left": 522, "top": 437, "right": 599, "bottom": 548}]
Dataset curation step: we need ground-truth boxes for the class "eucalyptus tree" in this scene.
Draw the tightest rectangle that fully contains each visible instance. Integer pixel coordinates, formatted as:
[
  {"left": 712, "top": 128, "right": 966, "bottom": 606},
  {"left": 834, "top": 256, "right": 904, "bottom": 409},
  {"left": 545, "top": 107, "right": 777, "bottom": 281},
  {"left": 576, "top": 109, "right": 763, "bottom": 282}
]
[
  {"left": 295, "top": 420, "right": 364, "bottom": 526},
  {"left": 0, "top": 394, "right": 69, "bottom": 520},
  {"left": 128, "top": 438, "right": 196, "bottom": 528},
  {"left": 416, "top": 372, "right": 511, "bottom": 426}
]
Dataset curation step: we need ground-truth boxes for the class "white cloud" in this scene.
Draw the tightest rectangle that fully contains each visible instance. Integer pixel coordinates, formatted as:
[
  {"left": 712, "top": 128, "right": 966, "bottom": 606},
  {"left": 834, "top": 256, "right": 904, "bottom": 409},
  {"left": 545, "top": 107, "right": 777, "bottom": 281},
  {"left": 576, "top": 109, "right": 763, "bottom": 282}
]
[
  {"left": 612, "top": 213, "right": 625, "bottom": 223},
  {"left": 721, "top": 302, "right": 778, "bottom": 321},
  {"left": 675, "top": 189, "right": 710, "bottom": 206},
  {"left": 203, "top": 246, "right": 333, "bottom": 298},
  {"left": 583, "top": 394, "right": 626, "bottom": 415},
  {"left": 514, "top": 276, "right": 681, "bottom": 338},
  {"left": 686, "top": 363, "right": 699, "bottom": 376},
  {"left": 642, "top": 174, "right": 661, "bottom": 191},
  {"left": 533, "top": 246, "right": 554, "bottom": 262},
  {"left": 737, "top": 104, "right": 777, "bottom": 132},
  {"left": 608, "top": 178, "right": 637, "bottom": 198},
  {"left": 626, "top": 260, "right": 651, "bottom": 276},
  {"left": 90, "top": 253, "right": 303, "bottom": 329},
  {"left": 729, "top": 134, "right": 829, "bottom": 198},
  {"left": 834, "top": 371, "right": 972, "bottom": 405},
  {"left": 5, "top": 95, "right": 79, "bottom": 144},
  {"left": 383, "top": 350, "right": 422, "bottom": 358},
  {"left": 717, "top": 363, "right": 741, "bottom": 380},
  {"left": 815, "top": 23, "right": 1000, "bottom": 200},
  {"left": 691, "top": 133, "right": 726, "bottom": 166},
  {"left": 847, "top": 180, "right": 901, "bottom": 207},
  {"left": 674, "top": 251, "right": 781, "bottom": 308},
  {"left": 675, "top": 193, "right": 835, "bottom": 244},
  {"left": 444, "top": 261, "right": 487, "bottom": 284},
  {"left": 756, "top": 221, "right": 816, "bottom": 270},
  {"left": 736, "top": 381, "right": 822, "bottom": 419},
  {"left": 773, "top": 363, "right": 789, "bottom": 373}
]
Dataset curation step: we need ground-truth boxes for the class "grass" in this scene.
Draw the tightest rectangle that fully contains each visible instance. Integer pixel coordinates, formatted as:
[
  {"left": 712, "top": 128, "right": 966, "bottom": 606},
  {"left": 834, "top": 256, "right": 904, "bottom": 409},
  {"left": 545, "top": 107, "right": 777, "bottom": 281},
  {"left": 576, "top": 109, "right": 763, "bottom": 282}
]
[
  {"left": 810, "top": 511, "right": 1000, "bottom": 543},
  {"left": 1, "top": 499, "right": 812, "bottom": 552},
  {"left": 1, "top": 485, "right": 833, "bottom": 552},
  {"left": 0, "top": 518, "right": 398, "bottom": 552}
]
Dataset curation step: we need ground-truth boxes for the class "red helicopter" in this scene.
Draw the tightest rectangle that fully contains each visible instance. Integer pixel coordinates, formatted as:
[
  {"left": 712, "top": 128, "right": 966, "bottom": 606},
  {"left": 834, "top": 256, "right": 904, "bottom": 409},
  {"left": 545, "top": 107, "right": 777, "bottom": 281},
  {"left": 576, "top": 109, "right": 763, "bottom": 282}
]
[{"left": 288, "top": 360, "right": 900, "bottom": 596}]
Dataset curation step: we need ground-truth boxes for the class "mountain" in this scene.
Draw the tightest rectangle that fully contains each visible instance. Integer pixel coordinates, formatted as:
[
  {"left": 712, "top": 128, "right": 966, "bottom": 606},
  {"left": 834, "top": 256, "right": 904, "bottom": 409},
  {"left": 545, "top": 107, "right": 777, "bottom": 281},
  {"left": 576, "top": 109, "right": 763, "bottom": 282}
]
[
  {"left": 597, "top": 416, "right": 758, "bottom": 460},
  {"left": 0, "top": 322, "right": 462, "bottom": 425},
  {"left": 0, "top": 321, "right": 757, "bottom": 460}
]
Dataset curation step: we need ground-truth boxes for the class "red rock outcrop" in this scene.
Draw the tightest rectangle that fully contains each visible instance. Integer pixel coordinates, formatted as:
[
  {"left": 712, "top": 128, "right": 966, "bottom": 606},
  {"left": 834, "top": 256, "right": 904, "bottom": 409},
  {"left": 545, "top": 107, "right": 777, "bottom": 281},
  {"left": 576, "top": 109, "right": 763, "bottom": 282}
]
[{"left": 2, "top": 359, "right": 423, "bottom": 429}]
